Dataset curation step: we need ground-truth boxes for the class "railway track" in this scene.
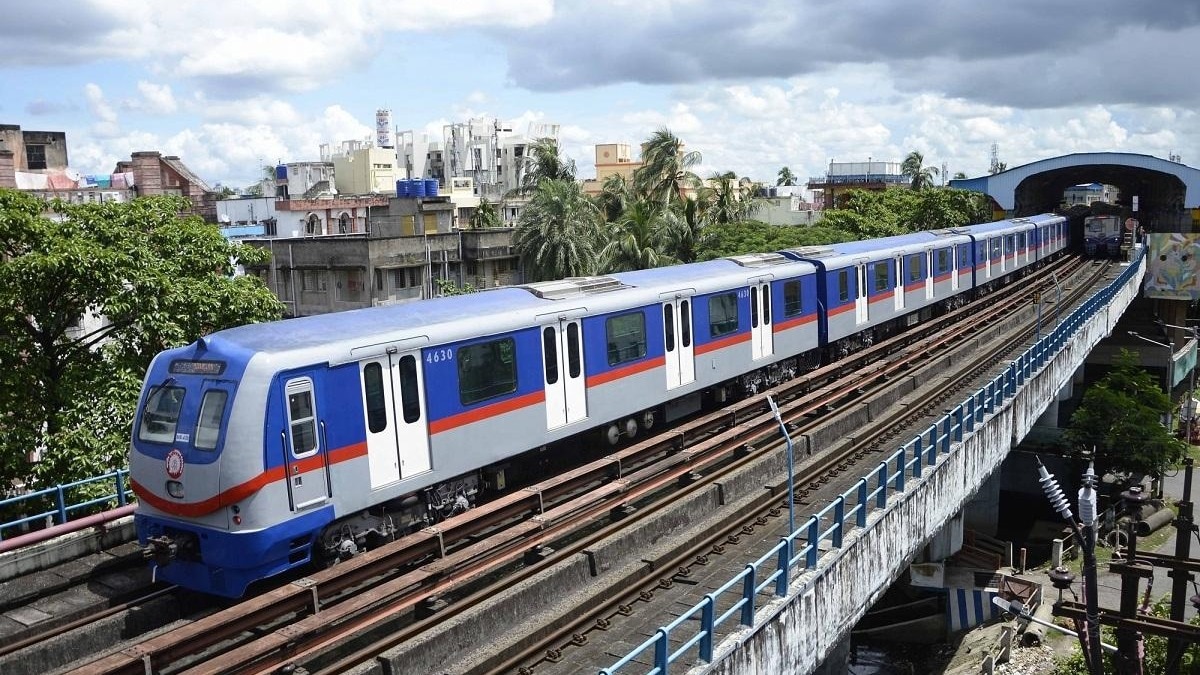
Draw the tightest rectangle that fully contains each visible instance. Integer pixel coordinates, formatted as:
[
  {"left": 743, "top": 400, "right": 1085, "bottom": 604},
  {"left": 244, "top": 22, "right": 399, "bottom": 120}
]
[{"left": 5, "top": 255, "right": 1103, "bottom": 674}]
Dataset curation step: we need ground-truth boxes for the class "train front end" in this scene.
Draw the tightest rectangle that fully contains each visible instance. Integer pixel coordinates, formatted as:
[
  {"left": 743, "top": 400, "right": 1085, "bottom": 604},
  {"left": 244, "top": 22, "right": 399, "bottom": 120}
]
[{"left": 129, "top": 336, "right": 319, "bottom": 597}]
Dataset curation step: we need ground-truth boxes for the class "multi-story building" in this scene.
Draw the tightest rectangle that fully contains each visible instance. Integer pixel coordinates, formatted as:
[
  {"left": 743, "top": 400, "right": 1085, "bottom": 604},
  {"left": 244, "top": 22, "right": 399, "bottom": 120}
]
[
  {"left": 114, "top": 151, "right": 218, "bottom": 220},
  {"left": 0, "top": 124, "right": 69, "bottom": 173},
  {"left": 807, "top": 160, "right": 907, "bottom": 210},
  {"left": 324, "top": 140, "right": 399, "bottom": 195},
  {"left": 582, "top": 142, "right": 641, "bottom": 196},
  {"left": 274, "top": 161, "right": 336, "bottom": 200}
]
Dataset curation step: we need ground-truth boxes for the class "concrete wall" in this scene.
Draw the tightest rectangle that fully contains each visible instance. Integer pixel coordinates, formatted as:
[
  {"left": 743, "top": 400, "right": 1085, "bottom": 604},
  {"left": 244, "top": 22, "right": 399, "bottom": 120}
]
[{"left": 701, "top": 261, "right": 1144, "bottom": 674}]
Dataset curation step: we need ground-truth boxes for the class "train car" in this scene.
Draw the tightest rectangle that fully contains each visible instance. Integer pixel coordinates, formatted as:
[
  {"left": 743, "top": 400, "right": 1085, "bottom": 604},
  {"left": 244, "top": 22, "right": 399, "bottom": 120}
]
[
  {"left": 131, "top": 256, "right": 820, "bottom": 597},
  {"left": 779, "top": 228, "right": 974, "bottom": 356},
  {"left": 1083, "top": 214, "right": 1122, "bottom": 258}
]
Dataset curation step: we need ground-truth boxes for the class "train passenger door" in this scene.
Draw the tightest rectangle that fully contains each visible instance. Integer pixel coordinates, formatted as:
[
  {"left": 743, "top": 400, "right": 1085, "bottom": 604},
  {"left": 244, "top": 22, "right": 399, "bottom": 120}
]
[
  {"left": 360, "top": 351, "right": 432, "bottom": 488},
  {"left": 893, "top": 256, "right": 904, "bottom": 311},
  {"left": 663, "top": 297, "right": 695, "bottom": 389},
  {"left": 283, "top": 377, "right": 331, "bottom": 510},
  {"left": 924, "top": 251, "right": 934, "bottom": 300},
  {"left": 542, "top": 319, "right": 587, "bottom": 430},
  {"left": 855, "top": 263, "right": 869, "bottom": 324},
  {"left": 951, "top": 247, "right": 960, "bottom": 292},
  {"left": 750, "top": 282, "right": 773, "bottom": 360}
]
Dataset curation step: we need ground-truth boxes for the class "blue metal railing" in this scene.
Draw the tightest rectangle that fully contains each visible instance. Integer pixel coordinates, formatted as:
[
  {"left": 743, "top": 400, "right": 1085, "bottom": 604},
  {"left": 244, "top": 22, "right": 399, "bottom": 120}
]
[
  {"left": 601, "top": 249, "right": 1144, "bottom": 675},
  {"left": 0, "top": 469, "right": 135, "bottom": 541}
]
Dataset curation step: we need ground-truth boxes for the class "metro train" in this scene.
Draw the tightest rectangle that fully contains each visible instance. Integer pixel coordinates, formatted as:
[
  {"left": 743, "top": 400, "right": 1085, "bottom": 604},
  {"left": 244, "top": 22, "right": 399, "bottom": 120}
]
[
  {"left": 131, "top": 213, "right": 1068, "bottom": 597},
  {"left": 1083, "top": 214, "right": 1122, "bottom": 258}
]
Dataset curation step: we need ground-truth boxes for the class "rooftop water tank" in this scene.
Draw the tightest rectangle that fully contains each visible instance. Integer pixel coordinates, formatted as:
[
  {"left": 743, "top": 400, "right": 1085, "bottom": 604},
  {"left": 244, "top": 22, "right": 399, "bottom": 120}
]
[
  {"left": 275, "top": 165, "right": 287, "bottom": 180},
  {"left": 425, "top": 179, "right": 438, "bottom": 197},
  {"left": 412, "top": 178, "right": 427, "bottom": 198},
  {"left": 396, "top": 180, "right": 410, "bottom": 198}
]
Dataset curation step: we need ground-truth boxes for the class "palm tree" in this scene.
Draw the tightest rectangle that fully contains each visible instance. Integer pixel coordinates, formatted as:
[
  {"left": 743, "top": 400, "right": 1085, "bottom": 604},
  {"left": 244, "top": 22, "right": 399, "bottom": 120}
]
[
  {"left": 513, "top": 179, "right": 600, "bottom": 282},
  {"left": 699, "top": 172, "right": 765, "bottom": 225},
  {"left": 595, "top": 173, "right": 634, "bottom": 224},
  {"left": 597, "top": 200, "right": 676, "bottom": 273},
  {"left": 511, "top": 137, "right": 575, "bottom": 197},
  {"left": 901, "top": 151, "right": 939, "bottom": 190},
  {"left": 633, "top": 128, "right": 702, "bottom": 205},
  {"left": 953, "top": 171, "right": 967, "bottom": 180},
  {"left": 776, "top": 166, "right": 797, "bottom": 186},
  {"left": 661, "top": 196, "right": 713, "bottom": 264},
  {"left": 468, "top": 198, "right": 500, "bottom": 229}
]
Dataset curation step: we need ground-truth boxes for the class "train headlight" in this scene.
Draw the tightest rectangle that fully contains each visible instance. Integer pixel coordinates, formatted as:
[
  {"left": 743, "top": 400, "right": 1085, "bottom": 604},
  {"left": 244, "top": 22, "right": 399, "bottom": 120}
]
[{"left": 166, "top": 480, "right": 184, "bottom": 498}]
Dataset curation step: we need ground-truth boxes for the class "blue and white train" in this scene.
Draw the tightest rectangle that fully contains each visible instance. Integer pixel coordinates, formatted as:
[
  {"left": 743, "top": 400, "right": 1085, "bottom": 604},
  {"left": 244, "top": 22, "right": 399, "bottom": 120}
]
[{"left": 131, "top": 214, "right": 1068, "bottom": 596}]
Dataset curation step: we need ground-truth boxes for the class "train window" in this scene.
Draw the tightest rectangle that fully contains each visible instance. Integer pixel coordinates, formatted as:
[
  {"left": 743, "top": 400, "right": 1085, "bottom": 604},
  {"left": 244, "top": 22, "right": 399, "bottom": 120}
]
[
  {"left": 194, "top": 390, "right": 228, "bottom": 451},
  {"left": 663, "top": 305, "right": 675, "bottom": 353},
  {"left": 399, "top": 355, "right": 421, "bottom": 423},
  {"left": 1019, "top": 233, "right": 1027, "bottom": 250},
  {"left": 873, "top": 264, "right": 888, "bottom": 293},
  {"left": 708, "top": 293, "right": 738, "bottom": 338},
  {"left": 363, "top": 363, "right": 388, "bottom": 433},
  {"left": 542, "top": 327, "right": 559, "bottom": 385},
  {"left": 783, "top": 280, "right": 802, "bottom": 317},
  {"left": 287, "top": 384, "right": 318, "bottom": 456},
  {"left": 567, "top": 323, "right": 582, "bottom": 378},
  {"left": 607, "top": 312, "right": 647, "bottom": 365},
  {"left": 138, "top": 385, "right": 185, "bottom": 444},
  {"left": 1006, "top": 235, "right": 1015, "bottom": 255},
  {"left": 936, "top": 249, "right": 951, "bottom": 275},
  {"left": 680, "top": 300, "right": 691, "bottom": 347},
  {"left": 459, "top": 338, "right": 517, "bottom": 405},
  {"left": 761, "top": 285, "right": 770, "bottom": 325},
  {"left": 989, "top": 238, "right": 1002, "bottom": 261},
  {"left": 750, "top": 286, "right": 759, "bottom": 328},
  {"left": 907, "top": 254, "right": 923, "bottom": 283},
  {"left": 837, "top": 270, "right": 850, "bottom": 302}
]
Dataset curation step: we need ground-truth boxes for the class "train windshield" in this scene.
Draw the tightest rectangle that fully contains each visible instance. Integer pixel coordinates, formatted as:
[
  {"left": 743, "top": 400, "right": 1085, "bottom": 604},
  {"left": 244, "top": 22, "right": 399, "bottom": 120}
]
[
  {"left": 138, "top": 385, "right": 185, "bottom": 444},
  {"left": 194, "top": 390, "right": 229, "bottom": 451}
]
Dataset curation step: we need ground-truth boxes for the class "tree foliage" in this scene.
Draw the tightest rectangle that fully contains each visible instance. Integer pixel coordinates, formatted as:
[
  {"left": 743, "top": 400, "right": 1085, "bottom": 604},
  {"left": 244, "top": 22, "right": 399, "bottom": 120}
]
[
  {"left": 468, "top": 198, "right": 501, "bottom": 229},
  {"left": 696, "top": 221, "right": 855, "bottom": 260},
  {"left": 818, "top": 187, "right": 992, "bottom": 239},
  {"left": 513, "top": 179, "right": 601, "bottom": 281},
  {"left": 777, "top": 166, "right": 797, "bottom": 186},
  {"left": 1065, "top": 349, "right": 1187, "bottom": 477},
  {"left": 0, "top": 190, "right": 283, "bottom": 488},
  {"left": 901, "top": 150, "right": 940, "bottom": 190},
  {"left": 633, "top": 128, "right": 702, "bottom": 206}
]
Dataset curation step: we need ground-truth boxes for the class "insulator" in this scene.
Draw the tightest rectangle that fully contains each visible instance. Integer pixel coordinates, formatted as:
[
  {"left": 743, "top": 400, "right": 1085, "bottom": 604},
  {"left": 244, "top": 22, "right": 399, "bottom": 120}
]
[
  {"left": 1037, "top": 460, "right": 1073, "bottom": 522},
  {"left": 1078, "top": 462, "right": 1098, "bottom": 526}
]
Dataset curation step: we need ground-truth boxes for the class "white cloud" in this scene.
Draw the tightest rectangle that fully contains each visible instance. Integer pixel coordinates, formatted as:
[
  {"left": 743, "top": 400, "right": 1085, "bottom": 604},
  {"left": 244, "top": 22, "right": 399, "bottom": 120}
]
[
  {"left": 83, "top": 83, "right": 120, "bottom": 138},
  {"left": 129, "top": 81, "right": 178, "bottom": 115}
]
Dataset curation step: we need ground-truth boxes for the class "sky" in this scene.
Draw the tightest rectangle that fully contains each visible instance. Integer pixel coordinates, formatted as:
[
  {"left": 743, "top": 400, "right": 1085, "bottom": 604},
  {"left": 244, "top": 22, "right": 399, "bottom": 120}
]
[{"left": 2, "top": 1, "right": 1198, "bottom": 194}]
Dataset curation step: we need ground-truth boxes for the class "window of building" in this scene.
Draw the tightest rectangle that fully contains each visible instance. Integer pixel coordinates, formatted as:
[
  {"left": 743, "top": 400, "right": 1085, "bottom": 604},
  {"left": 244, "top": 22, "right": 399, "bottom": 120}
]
[
  {"left": 374, "top": 269, "right": 384, "bottom": 291},
  {"left": 25, "top": 144, "right": 47, "bottom": 170},
  {"left": 301, "top": 270, "right": 326, "bottom": 292},
  {"left": 391, "top": 267, "right": 420, "bottom": 289},
  {"left": 458, "top": 338, "right": 517, "bottom": 405},
  {"left": 708, "top": 293, "right": 739, "bottom": 337},
  {"left": 606, "top": 312, "right": 647, "bottom": 365},
  {"left": 306, "top": 215, "right": 321, "bottom": 235},
  {"left": 783, "top": 280, "right": 803, "bottom": 317},
  {"left": 338, "top": 213, "right": 350, "bottom": 234},
  {"left": 337, "top": 269, "right": 365, "bottom": 301}
]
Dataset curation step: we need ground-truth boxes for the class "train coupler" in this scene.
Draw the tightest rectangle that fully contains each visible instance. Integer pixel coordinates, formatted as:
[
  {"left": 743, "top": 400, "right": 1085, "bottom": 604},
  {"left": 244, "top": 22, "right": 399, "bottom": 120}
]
[{"left": 143, "top": 535, "right": 178, "bottom": 567}]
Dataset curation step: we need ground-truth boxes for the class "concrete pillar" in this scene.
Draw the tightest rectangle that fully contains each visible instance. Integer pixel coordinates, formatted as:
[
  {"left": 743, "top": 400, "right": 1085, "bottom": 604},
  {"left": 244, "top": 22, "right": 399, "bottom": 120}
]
[
  {"left": 1035, "top": 397, "right": 1060, "bottom": 427},
  {"left": 965, "top": 468, "right": 1002, "bottom": 537},
  {"left": 928, "top": 510, "right": 964, "bottom": 560}
]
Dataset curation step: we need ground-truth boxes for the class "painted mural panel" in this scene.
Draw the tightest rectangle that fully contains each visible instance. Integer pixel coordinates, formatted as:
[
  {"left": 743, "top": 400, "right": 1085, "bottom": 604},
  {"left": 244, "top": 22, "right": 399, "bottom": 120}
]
[{"left": 1145, "top": 233, "right": 1200, "bottom": 300}]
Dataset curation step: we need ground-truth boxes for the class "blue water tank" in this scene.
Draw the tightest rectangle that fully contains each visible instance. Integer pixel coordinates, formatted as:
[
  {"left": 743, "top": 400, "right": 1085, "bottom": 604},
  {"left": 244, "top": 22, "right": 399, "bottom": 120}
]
[
  {"left": 396, "top": 180, "right": 410, "bottom": 197},
  {"left": 275, "top": 164, "right": 287, "bottom": 180},
  {"left": 412, "top": 179, "right": 427, "bottom": 198},
  {"left": 425, "top": 179, "right": 438, "bottom": 197}
]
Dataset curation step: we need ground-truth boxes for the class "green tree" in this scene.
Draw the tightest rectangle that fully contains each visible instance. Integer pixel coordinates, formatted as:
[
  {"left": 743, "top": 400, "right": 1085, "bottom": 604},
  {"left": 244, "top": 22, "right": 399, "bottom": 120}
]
[
  {"left": 0, "top": 190, "right": 283, "bottom": 488},
  {"left": 777, "top": 166, "right": 797, "bottom": 186},
  {"left": 513, "top": 179, "right": 601, "bottom": 282},
  {"left": 512, "top": 137, "right": 575, "bottom": 197},
  {"left": 633, "top": 128, "right": 702, "bottom": 205},
  {"left": 595, "top": 173, "right": 635, "bottom": 224},
  {"left": 699, "top": 172, "right": 765, "bottom": 226},
  {"left": 597, "top": 200, "right": 677, "bottom": 273},
  {"left": 901, "top": 150, "right": 940, "bottom": 190},
  {"left": 1065, "top": 349, "right": 1187, "bottom": 477},
  {"left": 696, "top": 221, "right": 855, "bottom": 260},
  {"left": 435, "top": 278, "right": 478, "bottom": 296},
  {"left": 468, "top": 198, "right": 501, "bottom": 229}
]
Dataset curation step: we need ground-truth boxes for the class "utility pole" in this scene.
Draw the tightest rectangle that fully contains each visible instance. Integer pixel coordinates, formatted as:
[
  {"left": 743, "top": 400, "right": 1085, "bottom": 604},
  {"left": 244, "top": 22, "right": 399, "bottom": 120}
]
[{"left": 1166, "top": 457, "right": 1195, "bottom": 674}]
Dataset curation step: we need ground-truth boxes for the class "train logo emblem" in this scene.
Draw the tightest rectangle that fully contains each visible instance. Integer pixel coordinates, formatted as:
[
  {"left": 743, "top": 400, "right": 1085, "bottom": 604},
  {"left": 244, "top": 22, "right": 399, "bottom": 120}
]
[{"left": 166, "top": 449, "right": 185, "bottom": 479}]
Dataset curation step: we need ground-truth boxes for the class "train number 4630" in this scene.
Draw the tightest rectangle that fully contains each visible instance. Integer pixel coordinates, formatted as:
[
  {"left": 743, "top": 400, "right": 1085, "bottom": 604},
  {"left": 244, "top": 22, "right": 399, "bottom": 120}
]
[{"left": 426, "top": 348, "right": 454, "bottom": 364}]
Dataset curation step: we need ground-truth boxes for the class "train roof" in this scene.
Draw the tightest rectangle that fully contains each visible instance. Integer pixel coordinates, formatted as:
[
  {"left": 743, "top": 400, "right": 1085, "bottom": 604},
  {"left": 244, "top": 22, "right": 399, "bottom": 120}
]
[{"left": 195, "top": 256, "right": 818, "bottom": 361}]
